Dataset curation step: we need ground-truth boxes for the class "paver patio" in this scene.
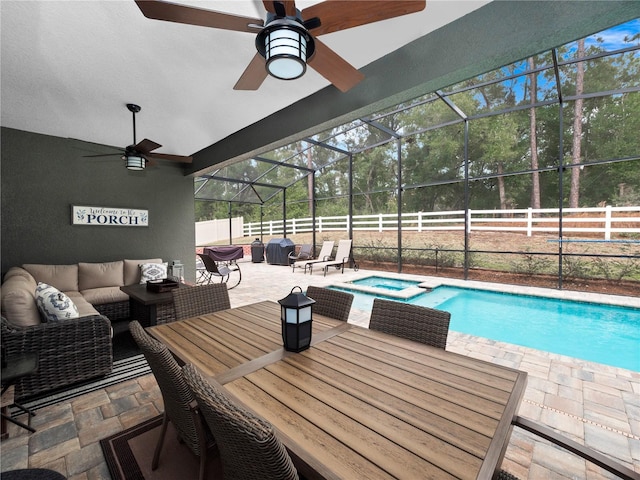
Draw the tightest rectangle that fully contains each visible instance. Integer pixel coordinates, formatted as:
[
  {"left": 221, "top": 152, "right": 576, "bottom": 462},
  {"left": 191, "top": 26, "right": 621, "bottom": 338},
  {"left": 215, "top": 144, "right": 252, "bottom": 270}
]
[{"left": 1, "top": 259, "right": 638, "bottom": 479}]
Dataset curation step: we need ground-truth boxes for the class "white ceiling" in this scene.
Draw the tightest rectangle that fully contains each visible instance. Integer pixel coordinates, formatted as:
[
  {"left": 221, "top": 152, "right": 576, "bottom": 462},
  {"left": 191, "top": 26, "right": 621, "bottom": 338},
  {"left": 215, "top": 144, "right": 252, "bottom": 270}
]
[{"left": 0, "top": 1, "right": 488, "bottom": 158}]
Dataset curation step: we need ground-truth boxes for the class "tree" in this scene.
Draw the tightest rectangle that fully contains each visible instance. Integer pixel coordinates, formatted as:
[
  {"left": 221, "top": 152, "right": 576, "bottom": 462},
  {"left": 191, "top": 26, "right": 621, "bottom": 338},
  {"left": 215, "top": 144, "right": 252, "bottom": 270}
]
[
  {"left": 528, "top": 56, "right": 541, "bottom": 209},
  {"left": 569, "top": 39, "right": 585, "bottom": 208}
]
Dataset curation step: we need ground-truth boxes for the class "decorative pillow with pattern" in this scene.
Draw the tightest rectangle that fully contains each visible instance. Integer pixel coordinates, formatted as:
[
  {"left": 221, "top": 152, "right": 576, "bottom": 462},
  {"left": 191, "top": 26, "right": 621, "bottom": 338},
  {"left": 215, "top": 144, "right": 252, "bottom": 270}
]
[
  {"left": 139, "top": 262, "right": 168, "bottom": 284},
  {"left": 35, "top": 282, "right": 79, "bottom": 322}
]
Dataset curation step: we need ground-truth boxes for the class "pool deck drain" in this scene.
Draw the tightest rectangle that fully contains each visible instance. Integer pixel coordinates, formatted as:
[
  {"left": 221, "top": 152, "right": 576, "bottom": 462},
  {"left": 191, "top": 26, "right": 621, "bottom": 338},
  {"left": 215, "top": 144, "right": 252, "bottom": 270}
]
[{"left": 523, "top": 399, "right": 640, "bottom": 441}]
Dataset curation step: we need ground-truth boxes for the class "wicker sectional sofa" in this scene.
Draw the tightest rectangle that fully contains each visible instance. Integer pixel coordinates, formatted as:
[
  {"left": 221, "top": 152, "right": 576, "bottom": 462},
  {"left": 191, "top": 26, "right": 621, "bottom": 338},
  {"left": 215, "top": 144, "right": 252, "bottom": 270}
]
[{"left": 0, "top": 258, "right": 162, "bottom": 399}]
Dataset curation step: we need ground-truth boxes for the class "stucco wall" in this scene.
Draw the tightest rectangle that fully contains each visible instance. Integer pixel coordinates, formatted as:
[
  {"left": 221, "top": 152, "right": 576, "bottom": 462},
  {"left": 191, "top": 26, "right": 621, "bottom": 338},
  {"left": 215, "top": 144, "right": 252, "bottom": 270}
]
[{"left": 1, "top": 127, "right": 197, "bottom": 281}]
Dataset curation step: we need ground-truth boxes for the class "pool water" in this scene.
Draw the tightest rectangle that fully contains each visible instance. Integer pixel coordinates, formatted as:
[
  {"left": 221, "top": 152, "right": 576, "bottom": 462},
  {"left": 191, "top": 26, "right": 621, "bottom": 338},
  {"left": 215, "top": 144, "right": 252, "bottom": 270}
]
[
  {"left": 350, "top": 276, "right": 421, "bottom": 291},
  {"left": 333, "top": 285, "right": 640, "bottom": 372}
]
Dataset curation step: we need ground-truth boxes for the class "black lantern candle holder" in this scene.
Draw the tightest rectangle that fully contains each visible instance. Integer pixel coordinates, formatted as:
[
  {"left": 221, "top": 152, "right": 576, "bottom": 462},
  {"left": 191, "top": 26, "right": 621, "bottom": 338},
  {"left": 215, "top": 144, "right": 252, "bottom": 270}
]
[{"left": 278, "top": 286, "right": 316, "bottom": 352}]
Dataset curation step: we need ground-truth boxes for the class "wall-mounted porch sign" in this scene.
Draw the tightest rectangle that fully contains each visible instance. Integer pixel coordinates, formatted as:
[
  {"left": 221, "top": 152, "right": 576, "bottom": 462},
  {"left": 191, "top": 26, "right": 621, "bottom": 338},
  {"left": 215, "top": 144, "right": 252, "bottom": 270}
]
[{"left": 72, "top": 206, "right": 148, "bottom": 227}]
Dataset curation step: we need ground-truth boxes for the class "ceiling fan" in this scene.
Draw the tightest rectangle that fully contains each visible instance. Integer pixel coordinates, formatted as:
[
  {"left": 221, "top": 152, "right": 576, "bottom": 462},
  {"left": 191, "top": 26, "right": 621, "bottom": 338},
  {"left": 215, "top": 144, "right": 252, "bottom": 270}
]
[
  {"left": 85, "top": 103, "right": 193, "bottom": 170},
  {"left": 134, "top": 0, "right": 426, "bottom": 92}
]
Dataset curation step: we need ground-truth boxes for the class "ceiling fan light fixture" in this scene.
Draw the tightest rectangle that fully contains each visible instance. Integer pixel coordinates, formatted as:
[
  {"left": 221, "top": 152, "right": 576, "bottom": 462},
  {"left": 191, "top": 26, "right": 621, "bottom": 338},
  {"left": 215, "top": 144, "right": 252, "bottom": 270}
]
[
  {"left": 266, "top": 30, "right": 306, "bottom": 80},
  {"left": 257, "top": 18, "right": 315, "bottom": 81},
  {"left": 125, "top": 155, "right": 145, "bottom": 171}
]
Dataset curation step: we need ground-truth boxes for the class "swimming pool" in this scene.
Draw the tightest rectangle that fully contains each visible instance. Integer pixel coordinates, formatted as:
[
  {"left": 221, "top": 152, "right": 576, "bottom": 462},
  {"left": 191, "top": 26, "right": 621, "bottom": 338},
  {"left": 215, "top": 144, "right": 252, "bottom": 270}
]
[{"left": 332, "top": 284, "right": 640, "bottom": 372}]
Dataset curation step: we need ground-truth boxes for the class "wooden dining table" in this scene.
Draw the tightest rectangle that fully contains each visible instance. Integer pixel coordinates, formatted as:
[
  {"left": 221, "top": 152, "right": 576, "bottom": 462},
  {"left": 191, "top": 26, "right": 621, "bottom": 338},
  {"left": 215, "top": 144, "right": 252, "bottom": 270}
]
[{"left": 147, "top": 300, "right": 528, "bottom": 480}]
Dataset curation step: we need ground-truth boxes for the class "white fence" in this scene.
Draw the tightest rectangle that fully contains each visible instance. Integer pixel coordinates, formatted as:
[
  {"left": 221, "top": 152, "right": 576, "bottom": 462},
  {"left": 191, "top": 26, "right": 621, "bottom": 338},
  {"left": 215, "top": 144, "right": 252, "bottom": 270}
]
[
  {"left": 195, "top": 217, "right": 244, "bottom": 246},
  {"left": 243, "top": 206, "right": 640, "bottom": 240}
]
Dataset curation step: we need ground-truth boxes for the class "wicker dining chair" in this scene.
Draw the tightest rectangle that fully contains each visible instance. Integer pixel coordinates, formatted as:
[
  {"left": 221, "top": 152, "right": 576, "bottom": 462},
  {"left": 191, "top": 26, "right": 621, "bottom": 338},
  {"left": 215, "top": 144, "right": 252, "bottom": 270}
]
[
  {"left": 496, "top": 469, "right": 520, "bottom": 480},
  {"left": 183, "top": 363, "right": 299, "bottom": 480},
  {"left": 172, "top": 283, "right": 231, "bottom": 321},
  {"left": 369, "top": 298, "right": 451, "bottom": 349},
  {"left": 305, "top": 286, "right": 354, "bottom": 322},
  {"left": 128, "top": 321, "right": 213, "bottom": 480}
]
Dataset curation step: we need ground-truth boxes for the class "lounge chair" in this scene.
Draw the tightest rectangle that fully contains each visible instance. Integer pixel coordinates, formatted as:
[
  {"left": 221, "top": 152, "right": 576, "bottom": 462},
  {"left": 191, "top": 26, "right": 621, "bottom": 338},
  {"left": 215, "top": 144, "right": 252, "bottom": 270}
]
[
  {"left": 288, "top": 243, "right": 313, "bottom": 266},
  {"left": 309, "top": 239, "right": 357, "bottom": 276},
  {"left": 196, "top": 252, "right": 241, "bottom": 289},
  {"left": 291, "top": 240, "right": 334, "bottom": 273}
]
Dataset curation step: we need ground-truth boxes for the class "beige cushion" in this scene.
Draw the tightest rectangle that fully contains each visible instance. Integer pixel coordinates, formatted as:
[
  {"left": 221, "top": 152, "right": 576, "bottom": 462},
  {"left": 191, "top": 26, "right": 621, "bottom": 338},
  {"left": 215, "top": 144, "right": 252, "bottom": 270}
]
[
  {"left": 1, "top": 275, "right": 40, "bottom": 327},
  {"left": 78, "top": 261, "right": 124, "bottom": 291},
  {"left": 66, "top": 291, "right": 101, "bottom": 317},
  {"left": 23, "top": 264, "right": 78, "bottom": 292},
  {"left": 80, "top": 286, "right": 129, "bottom": 305},
  {"left": 3, "top": 266, "right": 34, "bottom": 283},
  {"left": 124, "top": 258, "right": 162, "bottom": 285}
]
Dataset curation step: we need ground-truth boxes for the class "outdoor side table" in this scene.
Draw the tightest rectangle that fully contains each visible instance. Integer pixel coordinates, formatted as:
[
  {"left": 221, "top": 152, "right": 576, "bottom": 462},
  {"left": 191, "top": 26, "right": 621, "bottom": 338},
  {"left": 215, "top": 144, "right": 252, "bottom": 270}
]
[
  {"left": 1, "top": 352, "right": 38, "bottom": 438},
  {"left": 120, "top": 284, "right": 179, "bottom": 326}
]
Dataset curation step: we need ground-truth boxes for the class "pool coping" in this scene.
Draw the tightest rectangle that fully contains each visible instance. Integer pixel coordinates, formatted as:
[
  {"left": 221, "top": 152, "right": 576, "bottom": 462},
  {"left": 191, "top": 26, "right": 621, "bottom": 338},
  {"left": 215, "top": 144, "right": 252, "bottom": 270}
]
[
  {"left": 332, "top": 282, "right": 427, "bottom": 300},
  {"left": 331, "top": 274, "right": 429, "bottom": 300}
]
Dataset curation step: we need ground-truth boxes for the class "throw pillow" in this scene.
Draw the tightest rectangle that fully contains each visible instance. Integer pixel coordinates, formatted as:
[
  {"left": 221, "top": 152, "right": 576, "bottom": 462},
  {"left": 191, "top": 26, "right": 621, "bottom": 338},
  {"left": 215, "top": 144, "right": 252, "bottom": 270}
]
[
  {"left": 139, "top": 262, "right": 168, "bottom": 284},
  {"left": 124, "top": 258, "right": 162, "bottom": 285},
  {"left": 35, "top": 282, "right": 79, "bottom": 322}
]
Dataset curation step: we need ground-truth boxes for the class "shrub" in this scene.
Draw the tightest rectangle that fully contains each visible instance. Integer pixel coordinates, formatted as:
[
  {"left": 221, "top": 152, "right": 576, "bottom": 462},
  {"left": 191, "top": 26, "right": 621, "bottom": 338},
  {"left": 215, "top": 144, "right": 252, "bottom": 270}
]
[{"left": 511, "top": 250, "right": 553, "bottom": 277}]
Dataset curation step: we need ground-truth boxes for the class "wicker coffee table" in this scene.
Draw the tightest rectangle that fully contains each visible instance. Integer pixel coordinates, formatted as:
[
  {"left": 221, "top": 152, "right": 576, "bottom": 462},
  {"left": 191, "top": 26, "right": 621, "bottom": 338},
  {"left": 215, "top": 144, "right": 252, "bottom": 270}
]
[{"left": 120, "top": 284, "right": 180, "bottom": 326}]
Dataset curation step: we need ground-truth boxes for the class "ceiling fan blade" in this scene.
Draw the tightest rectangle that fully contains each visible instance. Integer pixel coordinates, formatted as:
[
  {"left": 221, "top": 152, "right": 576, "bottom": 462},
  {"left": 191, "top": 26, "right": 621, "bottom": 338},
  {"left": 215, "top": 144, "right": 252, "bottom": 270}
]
[
  {"left": 135, "top": 0, "right": 264, "bottom": 33},
  {"left": 84, "top": 153, "right": 123, "bottom": 158},
  {"left": 301, "top": 0, "right": 425, "bottom": 36},
  {"left": 263, "top": 1, "right": 297, "bottom": 17},
  {"left": 234, "top": 53, "right": 269, "bottom": 90},
  {"left": 303, "top": 16, "right": 321, "bottom": 30},
  {"left": 308, "top": 38, "right": 364, "bottom": 92},
  {"left": 135, "top": 138, "right": 162, "bottom": 154},
  {"left": 139, "top": 155, "right": 158, "bottom": 167},
  {"left": 146, "top": 153, "right": 193, "bottom": 164}
]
